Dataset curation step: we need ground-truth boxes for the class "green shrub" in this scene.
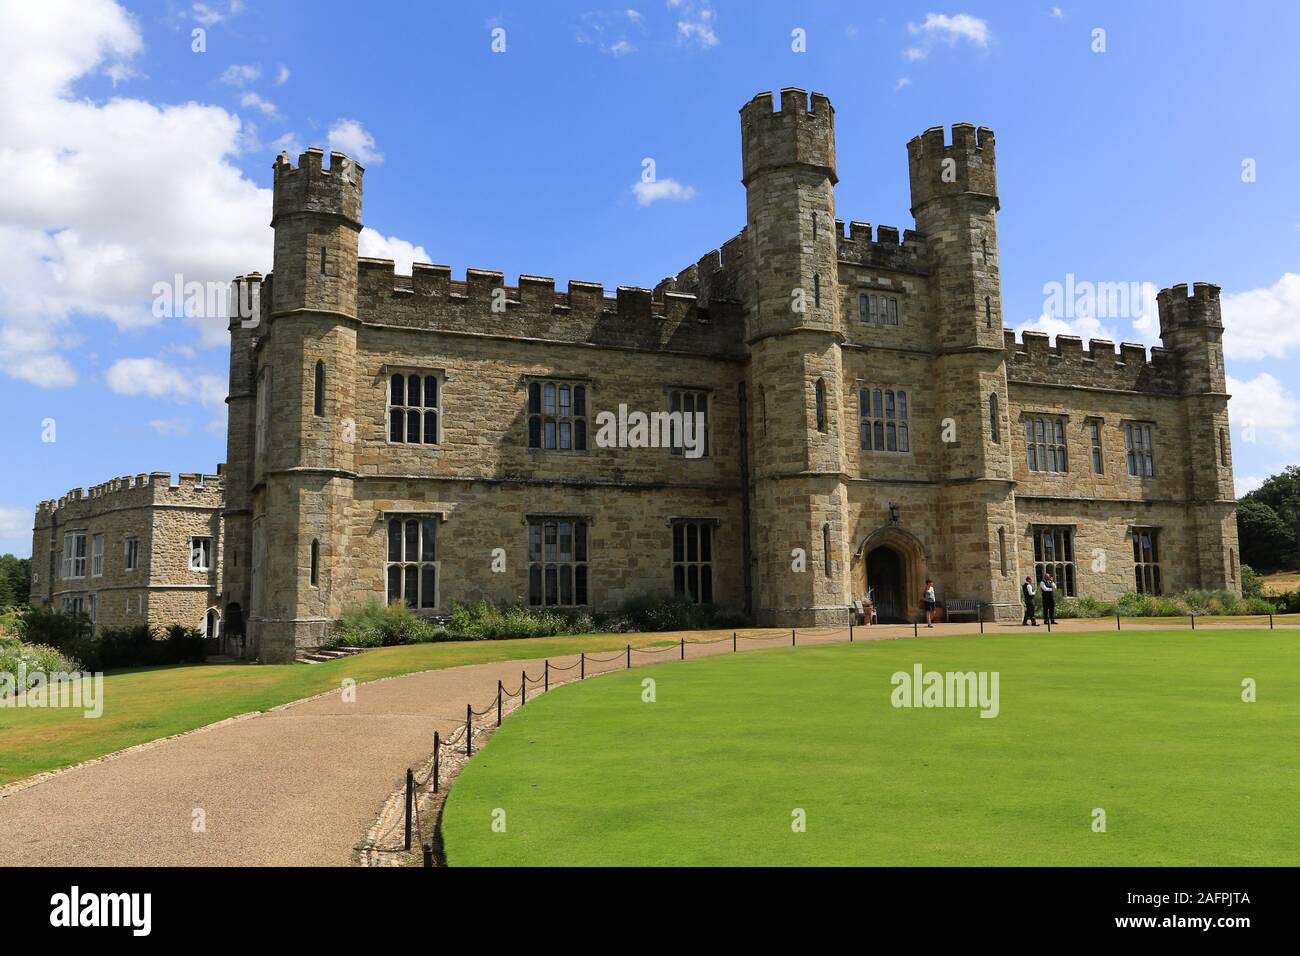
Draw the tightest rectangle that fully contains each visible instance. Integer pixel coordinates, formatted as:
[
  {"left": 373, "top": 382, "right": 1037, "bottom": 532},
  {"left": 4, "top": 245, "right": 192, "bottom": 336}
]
[
  {"left": 1240, "top": 596, "right": 1277, "bottom": 616},
  {"left": 446, "top": 601, "right": 593, "bottom": 641},
  {"left": 618, "top": 592, "right": 748, "bottom": 632},
  {"left": 1053, "top": 596, "right": 1114, "bottom": 619},
  {"left": 332, "top": 601, "right": 445, "bottom": 647},
  {"left": 0, "top": 635, "right": 81, "bottom": 695},
  {"left": 1240, "top": 565, "right": 1264, "bottom": 599}
]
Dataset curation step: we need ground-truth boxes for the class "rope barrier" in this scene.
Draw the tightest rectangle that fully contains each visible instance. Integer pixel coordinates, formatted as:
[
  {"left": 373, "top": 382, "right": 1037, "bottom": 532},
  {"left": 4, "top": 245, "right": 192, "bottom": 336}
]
[
  {"left": 547, "top": 660, "right": 580, "bottom": 671},
  {"left": 632, "top": 644, "right": 676, "bottom": 653}
]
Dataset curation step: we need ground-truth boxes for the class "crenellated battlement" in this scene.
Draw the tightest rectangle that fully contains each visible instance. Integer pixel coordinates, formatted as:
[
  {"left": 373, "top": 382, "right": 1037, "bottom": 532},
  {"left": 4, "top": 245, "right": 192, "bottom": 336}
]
[
  {"left": 350, "top": 256, "right": 744, "bottom": 355},
  {"left": 835, "top": 219, "right": 926, "bottom": 273},
  {"left": 1002, "top": 330, "right": 1177, "bottom": 393},
  {"left": 740, "top": 88, "right": 836, "bottom": 184},
  {"left": 1157, "top": 281, "right": 1222, "bottom": 338},
  {"left": 907, "top": 123, "right": 997, "bottom": 211},
  {"left": 272, "top": 147, "right": 363, "bottom": 227},
  {"left": 36, "top": 470, "right": 225, "bottom": 521}
]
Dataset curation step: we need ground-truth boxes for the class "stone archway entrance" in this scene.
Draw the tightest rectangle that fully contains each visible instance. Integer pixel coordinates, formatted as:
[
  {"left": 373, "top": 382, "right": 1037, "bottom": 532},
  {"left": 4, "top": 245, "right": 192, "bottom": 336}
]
[{"left": 851, "top": 526, "right": 928, "bottom": 624}]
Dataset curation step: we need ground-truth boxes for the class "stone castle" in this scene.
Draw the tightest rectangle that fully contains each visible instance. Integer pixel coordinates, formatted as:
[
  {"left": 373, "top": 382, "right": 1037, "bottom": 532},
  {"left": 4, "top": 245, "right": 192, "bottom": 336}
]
[
  {"left": 32, "top": 89, "right": 1240, "bottom": 661},
  {"left": 31, "top": 472, "right": 224, "bottom": 639}
]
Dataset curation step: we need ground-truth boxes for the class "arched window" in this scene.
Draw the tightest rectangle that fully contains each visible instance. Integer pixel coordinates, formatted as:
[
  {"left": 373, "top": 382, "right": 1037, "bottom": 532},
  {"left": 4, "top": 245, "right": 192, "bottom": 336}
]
[
  {"left": 989, "top": 393, "right": 1000, "bottom": 443},
  {"left": 822, "top": 523, "right": 832, "bottom": 578},
  {"left": 813, "top": 273, "right": 821, "bottom": 308},
  {"left": 814, "top": 378, "right": 827, "bottom": 432},
  {"left": 985, "top": 295, "right": 993, "bottom": 329},
  {"left": 313, "top": 361, "right": 325, "bottom": 417},
  {"left": 310, "top": 539, "right": 319, "bottom": 587},
  {"left": 981, "top": 238, "right": 988, "bottom": 263}
]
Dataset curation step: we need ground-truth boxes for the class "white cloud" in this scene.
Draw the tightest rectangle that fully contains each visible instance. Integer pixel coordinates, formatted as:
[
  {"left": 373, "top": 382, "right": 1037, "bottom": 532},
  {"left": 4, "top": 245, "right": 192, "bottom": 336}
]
[
  {"left": 240, "top": 91, "right": 279, "bottom": 117},
  {"left": 904, "top": 13, "right": 992, "bottom": 60},
  {"left": 1222, "top": 273, "right": 1300, "bottom": 360},
  {"left": 105, "top": 357, "right": 226, "bottom": 407},
  {"left": 895, "top": 77, "right": 912, "bottom": 92},
  {"left": 1236, "top": 475, "right": 1264, "bottom": 496},
  {"left": 1015, "top": 312, "right": 1121, "bottom": 345},
  {"left": 671, "top": 0, "right": 718, "bottom": 49},
  {"left": 271, "top": 131, "right": 303, "bottom": 157},
  {"left": 220, "top": 63, "right": 260, "bottom": 86},
  {"left": 358, "top": 227, "right": 434, "bottom": 277},
  {"left": 0, "top": 0, "right": 273, "bottom": 388},
  {"left": 191, "top": 1, "right": 243, "bottom": 27},
  {"left": 1228, "top": 372, "right": 1300, "bottom": 450},
  {"left": 577, "top": 9, "right": 645, "bottom": 55},
  {"left": 0, "top": 505, "right": 30, "bottom": 540},
  {"left": 147, "top": 417, "right": 192, "bottom": 436},
  {"left": 274, "top": 63, "right": 290, "bottom": 85},
  {"left": 1050, "top": 6, "right": 1064, "bottom": 18},
  {"left": 632, "top": 177, "right": 696, "bottom": 206},
  {"left": 328, "top": 118, "right": 383, "bottom": 164}
]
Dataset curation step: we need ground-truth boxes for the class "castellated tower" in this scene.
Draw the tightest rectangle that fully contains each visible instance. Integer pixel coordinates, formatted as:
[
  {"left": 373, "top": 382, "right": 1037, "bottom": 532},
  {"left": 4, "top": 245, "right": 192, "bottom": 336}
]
[
  {"left": 907, "top": 125, "right": 1020, "bottom": 614},
  {"left": 741, "top": 89, "right": 849, "bottom": 625},
  {"left": 1158, "top": 282, "right": 1240, "bottom": 589},
  {"left": 232, "top": 148, "right": 364, "bottom": 662},
  {"left": 221, "top": 271, "right": 262, "bottom": 649}
]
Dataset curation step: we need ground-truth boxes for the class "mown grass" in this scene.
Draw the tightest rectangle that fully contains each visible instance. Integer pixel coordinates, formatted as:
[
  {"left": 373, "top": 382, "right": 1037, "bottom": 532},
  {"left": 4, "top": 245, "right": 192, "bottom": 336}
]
[
  {"left": 0, "top": 632, "right": 671, "bottom": 786},
  {"left": 442, "top": 629, "right": 1300, "bottom": 866}
]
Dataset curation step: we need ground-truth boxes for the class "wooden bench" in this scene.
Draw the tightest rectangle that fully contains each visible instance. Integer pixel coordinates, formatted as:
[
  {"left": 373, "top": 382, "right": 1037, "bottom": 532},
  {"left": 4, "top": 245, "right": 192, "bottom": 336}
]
[{"left": 945, "top": 598, "right": 981, "bottom": 621}]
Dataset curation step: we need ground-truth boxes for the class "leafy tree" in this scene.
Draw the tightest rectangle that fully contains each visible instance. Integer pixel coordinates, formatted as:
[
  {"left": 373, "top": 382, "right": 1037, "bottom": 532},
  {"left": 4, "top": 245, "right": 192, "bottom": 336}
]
[
  {"left": 1236, "top": 500, "right": 1294, "bottom": 571},
  {"left": 0, "top": 555, "right": 31, "bottom": 606}
]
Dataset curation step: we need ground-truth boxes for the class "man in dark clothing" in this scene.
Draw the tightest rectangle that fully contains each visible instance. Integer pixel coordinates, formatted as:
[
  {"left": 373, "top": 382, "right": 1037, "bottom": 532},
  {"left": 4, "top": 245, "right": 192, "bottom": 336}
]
[
  {"left": 1040, "top": 571, "right": 1058, "bottom": 625},
  {"left": 1022, "top": 576, "right": 1038, "bottom": 626}
]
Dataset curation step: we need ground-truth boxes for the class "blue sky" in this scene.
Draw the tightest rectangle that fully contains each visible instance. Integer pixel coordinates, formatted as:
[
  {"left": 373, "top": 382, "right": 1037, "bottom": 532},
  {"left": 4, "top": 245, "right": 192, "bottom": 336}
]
[{"left": 2, "top": 0, "right": 1298, "bottom": 557}]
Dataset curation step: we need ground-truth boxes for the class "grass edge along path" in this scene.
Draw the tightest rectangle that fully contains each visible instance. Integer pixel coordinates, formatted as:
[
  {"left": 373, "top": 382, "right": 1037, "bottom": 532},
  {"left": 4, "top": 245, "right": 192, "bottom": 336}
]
[
  {"left": 0, "top": 631, "right": 684, "bottom": 788},
  {"left": 3, "top": 616, "right": 1297, "bottom": 790}
]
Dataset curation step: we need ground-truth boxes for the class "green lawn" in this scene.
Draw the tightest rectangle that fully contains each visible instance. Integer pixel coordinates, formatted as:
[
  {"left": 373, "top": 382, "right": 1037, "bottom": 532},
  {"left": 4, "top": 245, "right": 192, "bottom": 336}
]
[
  {"left": 442, "top": 630, "right": 1300, "bottom": 866},
  {"left": 0, "top": 633, "right": 669, "bottom": 787}
]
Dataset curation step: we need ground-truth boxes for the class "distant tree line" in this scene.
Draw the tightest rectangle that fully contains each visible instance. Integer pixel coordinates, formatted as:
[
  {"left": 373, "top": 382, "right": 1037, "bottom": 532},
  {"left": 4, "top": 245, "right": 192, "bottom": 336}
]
[
  {"left": 0, "top": 554, "right": 31, "bottom": 606},
  {"left": 1238, "top": 466, "right": 1300, "bottom": 572}
]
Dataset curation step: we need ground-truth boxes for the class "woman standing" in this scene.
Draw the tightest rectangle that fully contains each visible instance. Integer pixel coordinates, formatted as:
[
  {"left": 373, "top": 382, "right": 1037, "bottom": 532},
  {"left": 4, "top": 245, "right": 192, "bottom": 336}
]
[{"left": 922, "top": 579, "right": 937, "bottom": 628}]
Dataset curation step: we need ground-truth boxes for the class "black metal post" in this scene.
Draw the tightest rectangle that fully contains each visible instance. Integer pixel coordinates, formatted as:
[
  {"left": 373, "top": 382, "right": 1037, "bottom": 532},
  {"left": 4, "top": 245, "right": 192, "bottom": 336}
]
[
  {"left": 545, "top": 659, "right": 549, "bottom": 692},
  {"left": 680, "top": 637, "right": 685, "bottom": 660},
  {"left": 521, "top": 670, "right": 527, "bottom": 704},
  {"left": 1116, "top": 613, "right": 1121, "bottom": 631},
  {"left": 979, "top": 604, "right": 984, "bottom": 635},
  {"left": 466, "top": 703, "right": 472, "bottom": 757},
  {"left": 433, "top": 731, "right": 440, "bottom": 793},
  {"left": 496, "top": 680, "right": 502, "bottom": 726},
  {"left": 791, "top": 628, "right": 796, "bottom": 647},
  {"left": 404, "top": 768, "right": 414, "bottom": 851},
  {"left": 626, "top": 644, "right": 631, "bottom": 669},
  {"left": 1047, "top": 618, "right": 1052, "bottom": 633},
  {"left": 913, "top": 621, "right": 918, "bottom": 638},
  {"left": 733, "top": 631, "right": 737, "bottom": 652},
  {"left": 1191, "top": 614, "right": 1196, "bottom": 631},
  {"left": 849, "top": 621, "right": 854, "bottom": 642},
  {"left": 1269, "top": 612, "right": 1274, "bottom": 630},
  {"left": 581, "top": 652, "right": 585, "bottom": 679},
  {"left": 423, "top": 843, "right": 433, "bottom": 868}
]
